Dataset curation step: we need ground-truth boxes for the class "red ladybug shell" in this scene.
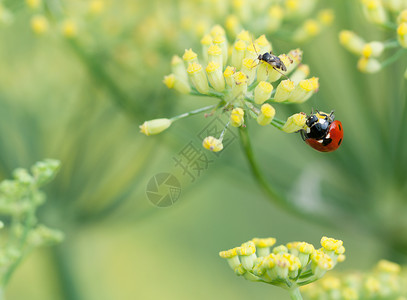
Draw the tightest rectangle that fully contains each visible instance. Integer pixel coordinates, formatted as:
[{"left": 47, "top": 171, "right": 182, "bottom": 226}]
[{"left": 305, "top": 120, "right": 343, "bottom": 152}]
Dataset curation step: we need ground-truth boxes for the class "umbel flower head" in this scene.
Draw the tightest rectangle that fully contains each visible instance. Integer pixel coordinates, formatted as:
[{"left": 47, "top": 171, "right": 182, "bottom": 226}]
[
  {"left": 339, "top": 2, "right": 407, "bottom": 77},
  {"left": 140, "top": 25, "right": 321, "bottom": 152},
  {"left": 302, "top": 259, "right": 406, "bottom": 299},
  {"left": 219, "top": 236, "right": 345, "bottom": 298}
]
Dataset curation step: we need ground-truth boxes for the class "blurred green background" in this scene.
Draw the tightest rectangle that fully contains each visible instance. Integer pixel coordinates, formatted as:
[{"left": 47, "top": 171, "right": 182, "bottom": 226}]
[{"left": 0, "top": 0, "right": 406, "bottom": 299}]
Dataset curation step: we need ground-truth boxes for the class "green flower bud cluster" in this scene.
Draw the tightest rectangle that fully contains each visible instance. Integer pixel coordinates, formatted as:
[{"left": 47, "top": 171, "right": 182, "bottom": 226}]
[
  {"left": 0, "top": 159, "right": 63, "bottom": 287},
  {"left": 219, "top": 236, "right": 345, "bottom": 299},
  {"left": 302, "top": 259, "right": 407, "bottom": 299},
  {"left": 339, "top": 3, "right": 407, "bottom": 76}
]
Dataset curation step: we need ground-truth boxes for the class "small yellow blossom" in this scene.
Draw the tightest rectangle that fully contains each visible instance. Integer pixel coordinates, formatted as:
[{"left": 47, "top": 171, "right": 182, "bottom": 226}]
[
  {"left": 318, "top": 9, "right": 334, "bottom": 25},
  {"left": 398, "top": 23, "right": 407, "bottom": 48},
  {"left": 89, "top": 0, "right": 104, "bottom": 15},
  {"left": 357, "top": 57, "right": 381, "bottom": 73},
  {"left": 257, "top": 104, "right": 275, "bottom": 126},
  {"left": 187, "top": 62, "right": 209, "bottom": 94},
  {"left": 274, "top": 80, "right": 295, "bottom": 102},
  {"left": 224, "top": 66, "right": 236, "bottom": 87},
  {"left": 183, "top": 48, "right": 198, "bottom": 65},
  {"left": 206, "top": 62, "right": 225, "bottom": 92},
  {"left": 230, "top": 108, "right": 244, "bottom": 127},
  {"left": 62, "top": 20, "right": 77, "bottom": 38},
  {"left": 31, "top": 15, "right": 48, "bottom": 35},
  {"left": 254, "top": 81, "right": 273, "bottom": 104},
  {"left": 339, "top": 30, "right": 365, "bottom": 55},
  {"left": 139, "top": 119, "right": 172, "bottom": 136},
  {"left": 26, "top": 0, "right": 41, "bottom": 9},
  {"left": 282, "top": 113, "right": 306, "bottom": 133},
  {"left": 398, "top": 10, "right": 407, "bottom": 24},
  {"left": 163, "top": 74, "right": 190, "bottom": 94},
  {"left": 202, "top": 136, "right": 223, "bottom": 152},
  {"left": 376, "top": 259, "right": 401, "bottom": 274}
]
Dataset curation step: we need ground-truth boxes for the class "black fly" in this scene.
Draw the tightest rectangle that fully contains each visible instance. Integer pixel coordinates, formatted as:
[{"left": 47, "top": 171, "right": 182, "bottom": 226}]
[{"left": 251, "top": 37, "right": 291, "bottom": 79}]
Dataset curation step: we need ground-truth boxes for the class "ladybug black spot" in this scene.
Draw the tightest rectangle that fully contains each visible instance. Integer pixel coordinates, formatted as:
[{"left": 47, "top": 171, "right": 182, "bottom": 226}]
[
  {"left": 338, "top": 138, "right": 342, "bottom": 146},
  {"left": 338, "top": 124, "right": 342, "bottom": 131}
]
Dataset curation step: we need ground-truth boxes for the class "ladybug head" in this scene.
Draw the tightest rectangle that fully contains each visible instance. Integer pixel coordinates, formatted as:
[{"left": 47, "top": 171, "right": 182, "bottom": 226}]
[{"left": 306, "top": 114, "right": 318, "bottom": 127}]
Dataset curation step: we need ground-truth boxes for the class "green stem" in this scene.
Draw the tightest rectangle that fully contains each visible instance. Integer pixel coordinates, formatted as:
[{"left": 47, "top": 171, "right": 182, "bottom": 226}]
[
  {"left": 378, "top": 21, "right": 398, "bottom": 31},
  {"left": 190, "top": 88, "right": 224, "bottom": 99},
  {"left": 382, "top": 48, "right": 407, "bottom": 68},
  {"left": 238, "top": 126, "right": 304, "bottom": 217},
  {"left": 289, "top": 287, "right": 303, "bottom": 300},
  {"left": 384, "top": 39, "right": 400, "bottom": 49},
  {"left": 170, "top": 104, "right": 218, "bottom": 121},
  {"left": 51, "top": 245, "right": 83, "bottom": 300},
  {"left": 238, "top": 125, "right": 333, "bottom": 226},
  {"left": 2, "top": 206, "right": 36, "bottom": 287}
]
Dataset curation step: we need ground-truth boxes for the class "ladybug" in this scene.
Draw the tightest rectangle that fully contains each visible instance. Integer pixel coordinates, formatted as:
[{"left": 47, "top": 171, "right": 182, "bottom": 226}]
[{"left": 300, "top": 110, "right": 343, "bottom": 152}]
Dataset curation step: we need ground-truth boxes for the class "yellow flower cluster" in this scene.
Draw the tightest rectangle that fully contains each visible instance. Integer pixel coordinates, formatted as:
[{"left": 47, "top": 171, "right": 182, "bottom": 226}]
[
  {"left": 177, "top": 0, "right": 333, "bottom": 44},
  {"left": 24, "top": 0, "right": 106, "bottom": 37},
  {"left": 219, "top": 236, "right": 345, "bottom": 291},
  {"left": 339, "top": 1, "right": 407, "bottom": 76},
  {"left": 302, "top": 259, "right": 406, "bottom": 299},
  {"left": 141, "top": 25, "right": 320, "bottom": 152}
]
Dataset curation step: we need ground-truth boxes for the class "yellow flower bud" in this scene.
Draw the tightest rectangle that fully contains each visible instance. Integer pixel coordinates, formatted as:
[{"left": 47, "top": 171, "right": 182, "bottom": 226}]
[
  {"left": 225, "top": 15, "right": 240, "bottom": 35},
  {"left": 245, "top": 42, "right": 260, "bottom": 60},
  {"left": 139, "top": 119, "right": 172, "bottom": 136},
  {"left": 62, "top": 20, "right": 77, "bottom": 38},
  {"left": 207, "top": 44, "right": 223, "bottom": 67},
  {"left": 163, "top": 74, "right": 190, "bottom": 94},
  {"left": 187, "top": 62, "right": 209, "bottom": 94},
  {"left": 293, "top": 19, "right": 321, "bottom": 43},
  {"left": 288, "top": 78, "right": 318, "bottom": 103},
  {"left": 339, "top": 30, "right": 365, "bottom": 55},
  {"left": 202, "top": 136, "right": 223, "bottom": 152},
  {"left": 357, "top": 57, "right": 381, "bottom": 73},
  {"left": 321, "top": 236, "right": 343, "bottom": 251},
  {"left": 255, "top": 34, "right": 272, "bottom": 53},
  {"left": 318, "top": 9, "right": 334, "bottom": 26},
  {"left": 376, "top": 259, "right": 401, "bottom": 274},
  {"left": 290, "top": 64, "right": 310, "bottom": 84},
  {"left": 231, "top": 39, "right": 246, "bottom": 69},
  {"left": 200, "top": 34, "right": 212, "bottom": 63},
  {"left": 224, "top": 66, "right": 236, "bottom": 87},
  {"left": 241, "top": 58, "right": 256, "bottom": 85},
  {"left": 89, "top": 0, "right": 104, "bottom": 15},
  {"left": 254, "top": 81, "right": 273, "bottom": 104},
  {"left": 183, "top": 48, "right": 198, "bottom": 65},
  {"left": 232, "top": 71, "right": 248, "bottom": 99},
  {"left": 257, "top": 104, "right": 275, "bottom": 126},
  {"left": 213, "top": 34, "right": 228, "bottom": 67},
  {"left": 31, "top": 15, "right": 48, "bottom": 35},
  {"left": 397, "top": 10, "right": 407, "bottom": 24},
  {"left": 206, "top": 62, "right": 225, "bottom": 92},
  {"left": 230, "top": 108, "right": 245, "bottom": 127},
  {"left": 210, "top": 24, "right": 225, "bottom": 38},
  {"left": 26, "top": 0, "right": 41, "bottom": 9},
  {"left": 282, "top": 113, "right": 306, "bottom": 133},
  {"left": 362, "top": 0, "right": 387, "bottom": 25},
  {"left": 274, "top": 80, "right": 295, "bottom": 102},
  {"left": 362, "top": 41, "right": 384, "bottom": 58},
  {"left": 171, "top": 55, "right": 188, "bottom": 82},
  {"left": 268, "top": 5, "right": 284, "bottom": 32},
  {"left": 398, "top": 23, "right": 407, "bottom": 48},
  {"left": 236, "top": 29, "right": 250, "bottom": 42}
]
